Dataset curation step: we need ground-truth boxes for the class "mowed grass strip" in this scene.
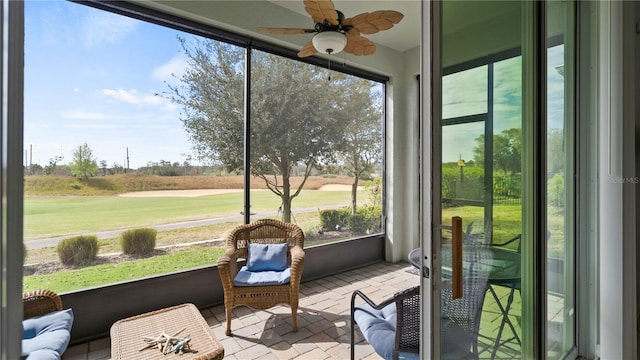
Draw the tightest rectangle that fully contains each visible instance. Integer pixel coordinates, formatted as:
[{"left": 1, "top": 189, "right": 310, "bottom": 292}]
[
  {"left": 25, "top": 213, "right": 325, "bottom": 264},
  {"left": 24, "top": 189, "right": 358, "bottom": 240},
  {"left": 23, "top": 246, "right": 226, "bottom": 293}
]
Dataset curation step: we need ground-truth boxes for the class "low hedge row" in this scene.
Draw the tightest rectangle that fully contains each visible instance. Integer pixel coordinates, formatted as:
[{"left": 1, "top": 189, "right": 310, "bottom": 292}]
[
  {"left": 55, "top": 228, "right": 157, "bottom": 265},
  {"left": 319, "top": 205, "right": 382, "bottom": 235}
]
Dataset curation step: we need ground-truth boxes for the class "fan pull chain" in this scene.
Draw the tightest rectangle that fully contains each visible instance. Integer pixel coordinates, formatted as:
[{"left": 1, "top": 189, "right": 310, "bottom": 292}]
[{"left": 328, "top": 57, "right": 332, "bottom": 81}]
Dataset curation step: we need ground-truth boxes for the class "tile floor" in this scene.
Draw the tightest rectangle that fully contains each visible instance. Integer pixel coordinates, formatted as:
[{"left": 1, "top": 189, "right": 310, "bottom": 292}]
[{"left": 62, "top": 261, "right": 526, "bottom": 360}]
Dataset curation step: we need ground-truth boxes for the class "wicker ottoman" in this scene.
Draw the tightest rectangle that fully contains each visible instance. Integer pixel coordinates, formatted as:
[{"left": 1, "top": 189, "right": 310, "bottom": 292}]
[{"left": 110, "top": 303, "right": 223, "bottom": 360}]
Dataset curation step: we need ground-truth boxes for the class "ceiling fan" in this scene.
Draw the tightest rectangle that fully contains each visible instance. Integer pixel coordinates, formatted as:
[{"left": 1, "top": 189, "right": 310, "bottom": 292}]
[{"left": 258, "top": 0, "right": 404, "bottom": 58}]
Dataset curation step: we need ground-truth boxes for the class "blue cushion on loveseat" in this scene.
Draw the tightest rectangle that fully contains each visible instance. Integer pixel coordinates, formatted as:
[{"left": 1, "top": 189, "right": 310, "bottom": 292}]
[{"left": 22, "top": 308, "right": 73, "bottom": 360}]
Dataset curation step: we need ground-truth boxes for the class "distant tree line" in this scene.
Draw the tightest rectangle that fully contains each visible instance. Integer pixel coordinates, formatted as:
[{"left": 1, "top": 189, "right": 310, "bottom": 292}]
[{"left": 24, "top": 143, "right": 381, "bottom": 180}]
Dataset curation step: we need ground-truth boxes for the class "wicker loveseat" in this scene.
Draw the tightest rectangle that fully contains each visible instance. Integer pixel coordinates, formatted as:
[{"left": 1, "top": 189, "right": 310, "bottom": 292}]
[
  {"left": 217, "top": 218, "right": 305, "bottom": 336},
  {"left": 22, "top": 289, "right": 73, "bottom": 360}
]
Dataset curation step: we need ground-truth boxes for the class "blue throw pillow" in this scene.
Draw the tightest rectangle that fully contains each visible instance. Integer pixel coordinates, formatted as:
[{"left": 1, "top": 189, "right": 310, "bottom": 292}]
[
  {"left": 247, "top": 242, "right": 288, "bottom": 272},
  {"left": 22, "top": 308, "right": 73, "bottom": 358}
]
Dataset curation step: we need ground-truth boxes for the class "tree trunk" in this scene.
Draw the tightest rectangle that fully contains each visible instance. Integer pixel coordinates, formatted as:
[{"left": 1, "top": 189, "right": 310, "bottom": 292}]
[
  {"left": 282, "top": 169, "right": 292, "bottom": 223},
  {"left": 350, "top": 175, "right": 359, "bottom": 215}
]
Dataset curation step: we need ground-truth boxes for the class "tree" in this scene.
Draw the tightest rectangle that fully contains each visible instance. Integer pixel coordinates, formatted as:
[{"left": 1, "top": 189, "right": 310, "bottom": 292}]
[
  {"left": 44, "top": 155, "right": 64, "bottom": 175},
  {"left": 473, "top": 128, "right": 521, "bottom": 175},
  {"left": 69, "top": 143, "right": 99, "bottom": 179},
  {"left": 547, "top": 128, "right": 565, "bottom": 176},
  {"left": 99, "top": 160, "right": 108, "bottom": 176},
  {"left": 334, "top": 77, "right": 383, "bottom": 214},
  {"left": 111, "top": 162, "right": 124, "bottom": 174},
  {"left": 167, "top": 38, "right": 348, "bottom": 222}
]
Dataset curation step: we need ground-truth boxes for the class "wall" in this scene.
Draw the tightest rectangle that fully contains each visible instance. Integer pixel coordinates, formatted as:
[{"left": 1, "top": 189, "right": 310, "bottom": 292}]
[
  {"left": 397, "top": 45, "right": 421, "bottom": 262},
  {"left": 597, "top": 0, "right": 638, "bottom": 358}
]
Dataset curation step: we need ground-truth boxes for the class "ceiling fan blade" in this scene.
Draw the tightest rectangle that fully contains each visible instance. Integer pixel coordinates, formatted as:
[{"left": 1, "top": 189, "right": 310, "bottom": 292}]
[
  {"left": 343, "top": 10, "right": 405, "bottom": 35},
  {"left": 345, "top": 27, "right": 360, "bottom": 37},
  {"left": 258, "top": 27, "right": 316, "bottom": 35},
  {"left": 303, "top": 0, "right": 339, "bottom": 26},
  {"left": 344, "top": 34, "right": 376, "bottom": 56},
  {"left": 297, "top": 40, "right": 319, "bottom": 58}
]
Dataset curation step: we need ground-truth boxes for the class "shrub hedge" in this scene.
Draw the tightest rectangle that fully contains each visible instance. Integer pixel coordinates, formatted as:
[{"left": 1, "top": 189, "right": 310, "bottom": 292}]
[
  {"left": 56, "top": 235, "right": 99, "bottom": 265},
  {"left": 120, "top": 228, "right": 157, "bottom": 255},
  {"left": 320, "top": 205, "right": 382, "bottom": 235}
]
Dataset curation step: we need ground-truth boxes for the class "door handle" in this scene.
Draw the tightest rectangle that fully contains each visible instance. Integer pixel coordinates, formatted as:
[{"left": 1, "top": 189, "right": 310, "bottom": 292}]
[{"left": 452, "top": 216, "right": 463, "bottom": 299}]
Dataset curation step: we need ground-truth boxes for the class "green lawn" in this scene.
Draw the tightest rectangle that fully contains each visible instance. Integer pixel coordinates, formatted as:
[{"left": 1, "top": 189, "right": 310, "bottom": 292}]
[
  {"left": 442, "top": 203, "right": 566, "bottom": 257},
  {"left": 24, "top": 190, "right": 358, "bottom": 239},
  {"left": 23, "top": 246, "right": 226, "bottom": 293},
  {"left": 442, "top": 204, "right": 523, "bottom": 244}
]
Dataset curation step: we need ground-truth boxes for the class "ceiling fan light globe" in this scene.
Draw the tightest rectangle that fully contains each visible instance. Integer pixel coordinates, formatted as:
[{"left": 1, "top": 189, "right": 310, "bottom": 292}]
[{"left": 312, "top": 31, "right": 347, "bottom": 55}]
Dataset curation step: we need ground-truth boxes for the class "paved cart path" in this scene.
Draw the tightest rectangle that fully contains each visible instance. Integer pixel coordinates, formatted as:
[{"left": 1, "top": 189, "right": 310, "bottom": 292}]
[
  {"left": 26, "top": 186, "right": 360, "bottom": 250},
  {"left": 25, "top": 205, "right": 341, "bottom": 250}
]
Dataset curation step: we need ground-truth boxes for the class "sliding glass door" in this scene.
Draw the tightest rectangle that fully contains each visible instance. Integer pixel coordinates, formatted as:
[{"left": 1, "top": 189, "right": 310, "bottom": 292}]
[{"left": 423, "top": 1, "right": 576, "bottom": 358}]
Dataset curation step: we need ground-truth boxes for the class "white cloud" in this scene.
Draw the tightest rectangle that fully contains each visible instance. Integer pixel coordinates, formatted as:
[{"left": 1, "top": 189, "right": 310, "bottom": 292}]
[
  {"left": 161, "top": 102, "right": 179, "bottom": 112},
  {"left": 152, "top": 54, "right": 188, "bottom": 83},
  {"left": 82, "top": 11, "right": 137, "bottom": 48},
  {"left": 102, "top": 88, "right": 163, "bottom": 106},
  {"left": 62, "top": 110, "right": 108, "bottom": 120}
]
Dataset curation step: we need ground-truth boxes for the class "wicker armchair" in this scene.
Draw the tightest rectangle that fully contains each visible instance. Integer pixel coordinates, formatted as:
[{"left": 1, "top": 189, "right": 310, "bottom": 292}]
[
  {"left": 23, "top": 289, "right": 63, "bottom": 319},
  {"left": 350, "top": 286, "right": 420, "bottom": 360},
  {"left": 217, "top": 218, "right": 305, "bottom": 336}
]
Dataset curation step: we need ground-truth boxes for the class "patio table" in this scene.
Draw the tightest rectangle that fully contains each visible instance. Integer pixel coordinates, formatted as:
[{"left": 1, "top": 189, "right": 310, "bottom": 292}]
[{"left": 110, "top": 303, "right": 224, "bottom": 360}]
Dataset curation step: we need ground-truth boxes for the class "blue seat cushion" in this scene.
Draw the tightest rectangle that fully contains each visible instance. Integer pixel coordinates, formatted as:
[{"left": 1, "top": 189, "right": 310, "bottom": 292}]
[
  {"left": 23, "top": 349, "right": 62, "bottom": 360},
  {"left": 22, "top": 308, "right": 73, "bottom": 359},
  {"left": 247, "top": 243, "right": 288, "bottom": 272},
  {"left": 354, "top": 303, "right": 397, "bottom": 359},
  {"left": 233, "top": 266, "right": 291, "bottom": 286}
]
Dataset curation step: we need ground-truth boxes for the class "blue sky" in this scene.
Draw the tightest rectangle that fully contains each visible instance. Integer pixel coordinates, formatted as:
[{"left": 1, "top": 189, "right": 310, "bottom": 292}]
[
  {"left": 25, "top": 1, "right": 194, "bottom": 168},
  {"left": 24, "top": 1, "right": 566, "bottom": 169}
]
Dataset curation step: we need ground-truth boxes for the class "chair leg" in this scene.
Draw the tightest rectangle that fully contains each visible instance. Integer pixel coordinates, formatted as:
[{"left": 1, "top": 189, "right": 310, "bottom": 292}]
[
  {"left": 225, "top": 307, "right": 233, "bottom": 336},
  {"left": 350, "top": 312, "right": 356, "bottom": 360},
  {"left": 291, "top": 303, "right": 299, "bottom": 332}
]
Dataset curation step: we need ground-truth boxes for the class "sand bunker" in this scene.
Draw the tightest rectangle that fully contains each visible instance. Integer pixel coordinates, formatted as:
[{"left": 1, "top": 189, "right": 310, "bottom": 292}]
[
  {"left": 118, "top": 184, "right": 360, "bottom": 197},
  {"left": 317, "top": 184, "right": 362, "bottom": 191},
  {"left": 118, "top": 189, "right": 244, "bottom": 197}
]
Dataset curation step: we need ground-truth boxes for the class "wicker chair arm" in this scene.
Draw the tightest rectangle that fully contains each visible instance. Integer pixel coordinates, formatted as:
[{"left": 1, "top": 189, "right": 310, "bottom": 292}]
[
  {"left": 289, "top": 246, "right": 305, "bottom": 287},
  {"left": 23, "top": 289, "right": 63, "bottom": 319},
  {"left": 217, "top": 248, "right": 239, "bottom": 286},
  {"left": 290, "top": 245, "right": 305, "bottom": 265},
  {"left": 351, "top": 290, "right": 396, "bottom": 311}
]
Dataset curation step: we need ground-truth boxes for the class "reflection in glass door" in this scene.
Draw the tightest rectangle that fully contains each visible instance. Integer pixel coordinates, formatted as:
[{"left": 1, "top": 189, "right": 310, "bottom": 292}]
[
  {"left": 433, "top": 2, "right": 526, "bottom": 358},
  {"left": 427, "top": 0, "right": 577, "bottom": 359}
]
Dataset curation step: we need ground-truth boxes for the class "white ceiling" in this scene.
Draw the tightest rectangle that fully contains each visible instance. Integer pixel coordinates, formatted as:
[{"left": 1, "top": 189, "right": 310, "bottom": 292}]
[{"left": 268, "top": 0, "right": 421, "bottom": 53}]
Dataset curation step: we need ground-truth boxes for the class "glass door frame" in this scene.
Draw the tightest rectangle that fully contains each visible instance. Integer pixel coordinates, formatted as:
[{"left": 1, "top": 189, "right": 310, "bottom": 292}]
[{"left": 420, "top": 1, "right": 570, "bottom": 359}]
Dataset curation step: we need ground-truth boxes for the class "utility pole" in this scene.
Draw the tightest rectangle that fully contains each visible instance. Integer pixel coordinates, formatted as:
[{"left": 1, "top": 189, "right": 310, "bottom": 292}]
[{"left": 126, "top": 147, "right": 130, "bottom": 173}]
